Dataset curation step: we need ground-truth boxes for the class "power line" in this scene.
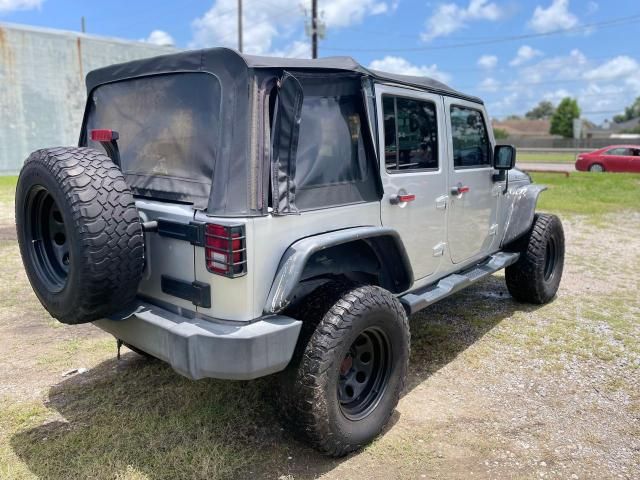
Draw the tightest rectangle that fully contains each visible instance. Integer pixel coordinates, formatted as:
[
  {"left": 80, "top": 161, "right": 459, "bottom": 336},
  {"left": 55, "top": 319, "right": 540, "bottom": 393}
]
[{"left": 322, "top": 14, "right": 640, "bottom": 53}]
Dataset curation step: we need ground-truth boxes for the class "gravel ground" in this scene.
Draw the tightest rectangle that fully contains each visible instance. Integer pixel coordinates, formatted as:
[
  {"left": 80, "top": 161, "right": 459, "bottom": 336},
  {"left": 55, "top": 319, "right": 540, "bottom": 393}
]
[{"left": 0, "top": 197, "right": 638, "bottom": 479}]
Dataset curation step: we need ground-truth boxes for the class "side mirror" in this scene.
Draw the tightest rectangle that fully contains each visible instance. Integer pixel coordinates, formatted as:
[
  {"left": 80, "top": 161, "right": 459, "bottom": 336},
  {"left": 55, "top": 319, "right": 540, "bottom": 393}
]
[{"left": 493, "top": 145, "right": 516, "bottom": 170}]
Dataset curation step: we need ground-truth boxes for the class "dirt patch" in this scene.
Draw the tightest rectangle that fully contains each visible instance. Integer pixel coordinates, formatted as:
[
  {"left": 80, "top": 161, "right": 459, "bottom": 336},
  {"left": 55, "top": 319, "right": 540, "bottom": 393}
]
[
  {"left": 0, "top": 225, "right": 16, "bottom": 241},
  {"left": 1, "top": 208, "right": 639, "bottom": 479}
]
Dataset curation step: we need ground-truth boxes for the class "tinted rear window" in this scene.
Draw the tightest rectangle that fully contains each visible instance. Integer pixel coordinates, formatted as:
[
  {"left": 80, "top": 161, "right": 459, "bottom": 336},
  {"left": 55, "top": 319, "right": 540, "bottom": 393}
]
[
  {"left": 291, "top": 75, "right": 378, "bottom": 210},
  {"left": 85, "top": 73, "right": 221, "bottom": 196}
]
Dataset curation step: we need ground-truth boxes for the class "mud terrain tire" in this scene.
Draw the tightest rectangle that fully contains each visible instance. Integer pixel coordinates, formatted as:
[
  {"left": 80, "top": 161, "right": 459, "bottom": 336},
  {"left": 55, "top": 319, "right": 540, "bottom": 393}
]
[
  {"left": 15, "top": 147, "right": 144, "bottom": 324},
  {"left": 279, "top": 283, "right": 410, "bottom": 457},
  {"left": 505, "top": 213, "right": 564, "bottom": 304}
]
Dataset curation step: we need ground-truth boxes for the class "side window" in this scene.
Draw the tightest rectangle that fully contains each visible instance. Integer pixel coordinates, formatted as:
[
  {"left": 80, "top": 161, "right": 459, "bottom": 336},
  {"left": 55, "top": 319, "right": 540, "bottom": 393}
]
[
  {"left": 382, "top": 95, "right": 439, "bottom": 172},
  {"left": 296, "top": 95, "right": 368, "bottom": 187},
  {"left": 450, "top": 105, "right": 491, "bottom": 168},
  {"left": 605, "top": 148, "right": 629, "bottom": 155}
]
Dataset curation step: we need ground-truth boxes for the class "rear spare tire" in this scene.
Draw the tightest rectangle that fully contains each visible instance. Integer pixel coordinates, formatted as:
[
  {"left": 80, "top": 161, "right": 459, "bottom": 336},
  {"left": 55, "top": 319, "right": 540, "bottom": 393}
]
[{"left": 15, "top": 147, "right": 144, "bottom": 324}]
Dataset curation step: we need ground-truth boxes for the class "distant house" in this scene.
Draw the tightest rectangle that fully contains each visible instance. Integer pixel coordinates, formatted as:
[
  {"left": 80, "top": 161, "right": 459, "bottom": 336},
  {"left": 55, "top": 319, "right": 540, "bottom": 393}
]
[
  {"left": 491, "top": 119, "right": 557, "bottom": 138},
  {"left": 585, "top": 118, "right": 640, "bottom": 139}
]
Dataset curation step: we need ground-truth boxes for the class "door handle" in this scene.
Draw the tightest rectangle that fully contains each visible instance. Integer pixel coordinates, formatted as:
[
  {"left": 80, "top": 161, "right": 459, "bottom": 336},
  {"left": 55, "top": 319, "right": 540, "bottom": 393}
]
[
  {"left": 389, "top": 193, "right": 416, "bottom": 205},
  {"left": 451, "top": 184, "right": 470, "bottom": 196}
]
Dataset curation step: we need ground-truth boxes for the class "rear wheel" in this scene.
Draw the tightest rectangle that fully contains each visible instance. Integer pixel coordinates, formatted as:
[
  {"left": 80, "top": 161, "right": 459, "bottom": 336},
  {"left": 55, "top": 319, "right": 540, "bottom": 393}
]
[
  {"left": 279, "top": 283, "right": 410, "bottom": 456},
  {"left": 589, "top": 163, "right": 605, "bottom": 172}
]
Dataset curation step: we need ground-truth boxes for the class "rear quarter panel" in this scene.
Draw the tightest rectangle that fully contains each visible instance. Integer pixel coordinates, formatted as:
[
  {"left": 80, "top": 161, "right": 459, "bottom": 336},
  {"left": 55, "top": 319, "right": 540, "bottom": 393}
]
[{"left": 194, "top": 202, "right": 381, "bottom": 321}]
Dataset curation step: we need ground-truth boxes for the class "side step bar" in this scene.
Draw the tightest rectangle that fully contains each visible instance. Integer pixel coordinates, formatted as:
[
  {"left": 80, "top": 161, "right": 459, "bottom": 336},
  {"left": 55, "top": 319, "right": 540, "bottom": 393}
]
[{"left": 400, "top": 251, "right": 520, "bottom": 315}]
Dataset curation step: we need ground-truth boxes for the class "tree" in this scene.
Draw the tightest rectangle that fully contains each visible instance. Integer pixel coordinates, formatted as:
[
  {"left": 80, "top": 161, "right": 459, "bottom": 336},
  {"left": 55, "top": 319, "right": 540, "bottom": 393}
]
[
  {"left": 493, "top": 127, "right": 509, "bottom": 140},
  {"left": 525, "top": 100, "right": 555, "bottom": 120},
  {"left": 550, "top": 98, "right": 580, "bottom": 138},
  {"left": 613, "top": 96, "right": 640, "bottom": 123}
]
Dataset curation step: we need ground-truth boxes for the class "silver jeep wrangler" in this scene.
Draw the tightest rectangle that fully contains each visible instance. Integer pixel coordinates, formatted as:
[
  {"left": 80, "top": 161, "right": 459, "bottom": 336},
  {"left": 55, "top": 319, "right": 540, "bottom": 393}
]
[{"left": 15, "top": 48, "right": 564, "bottom": 456}]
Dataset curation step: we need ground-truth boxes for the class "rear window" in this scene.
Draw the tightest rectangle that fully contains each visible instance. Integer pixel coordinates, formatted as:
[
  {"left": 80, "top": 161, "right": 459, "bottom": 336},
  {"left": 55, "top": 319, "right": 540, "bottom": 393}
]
[
  {"left": 296, "top": 96, "right": 368, "bottom": 188},
  {"left": 85, "top": 73, "right": 221, "bottom": 201},
  {"left": 290, "top": 75, "right": 378, "bottom": 211}
]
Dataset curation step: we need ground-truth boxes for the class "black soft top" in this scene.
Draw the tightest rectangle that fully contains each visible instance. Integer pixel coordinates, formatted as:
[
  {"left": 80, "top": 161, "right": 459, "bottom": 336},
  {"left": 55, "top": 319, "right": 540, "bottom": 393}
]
[
  {"left": 85, "top": 47, "right": 482, "bottom": 104},
  {"left": 81, "top": 48, "right": 482, "bottom": 216}
]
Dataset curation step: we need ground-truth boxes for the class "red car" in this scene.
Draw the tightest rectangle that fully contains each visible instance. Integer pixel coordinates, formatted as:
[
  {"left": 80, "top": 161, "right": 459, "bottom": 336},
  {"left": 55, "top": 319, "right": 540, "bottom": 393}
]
[{"left": 575, "top": 145, "right": 640, "bottom": 172}]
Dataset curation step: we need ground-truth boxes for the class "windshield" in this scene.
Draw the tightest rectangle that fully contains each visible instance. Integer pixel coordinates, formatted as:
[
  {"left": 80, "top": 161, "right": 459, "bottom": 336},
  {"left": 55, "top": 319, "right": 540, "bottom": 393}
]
[{"left": 85, "top": 72, "right": 221, "bottom": 203}]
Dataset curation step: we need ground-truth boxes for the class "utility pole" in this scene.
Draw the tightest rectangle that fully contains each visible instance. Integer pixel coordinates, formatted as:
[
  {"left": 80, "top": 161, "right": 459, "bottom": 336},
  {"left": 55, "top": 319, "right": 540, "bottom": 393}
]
[
  {"left": 237, "top": 0, "right": 243, "bottom": 53},
  {"left": 311, "top": 0, "right": 318, "bottom": 58}
]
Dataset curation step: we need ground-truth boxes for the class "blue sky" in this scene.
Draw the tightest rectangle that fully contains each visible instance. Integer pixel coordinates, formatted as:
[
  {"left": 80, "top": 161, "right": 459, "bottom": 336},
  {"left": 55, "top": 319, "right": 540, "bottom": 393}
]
[{"left": 1, "top": 0, "right": 639, "bottom": 123}]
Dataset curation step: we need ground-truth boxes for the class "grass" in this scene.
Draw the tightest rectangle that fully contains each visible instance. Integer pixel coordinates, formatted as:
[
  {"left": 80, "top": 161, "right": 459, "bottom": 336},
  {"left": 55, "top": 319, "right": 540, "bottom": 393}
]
[
  {"left": 531, "top": 171, "right": 640, "bottom": 216},
  {"left": 517, "top": 151, "right": 576, "bottom": 164},
  {"left": 1, "top": 364, "right": 276, "bottom": 480},
  {"left": 0, "top": 176, "right": 17, "bottom": 204}
]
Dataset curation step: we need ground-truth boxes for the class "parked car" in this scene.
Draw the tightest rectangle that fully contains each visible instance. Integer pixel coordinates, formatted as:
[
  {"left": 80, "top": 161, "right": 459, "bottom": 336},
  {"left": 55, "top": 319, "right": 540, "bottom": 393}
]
[
  {"left": 14, "top": 49, "right": 565, "bottom": 457},
  {"left": 575, "top": 145, "right": 640, "bottom": 172}
]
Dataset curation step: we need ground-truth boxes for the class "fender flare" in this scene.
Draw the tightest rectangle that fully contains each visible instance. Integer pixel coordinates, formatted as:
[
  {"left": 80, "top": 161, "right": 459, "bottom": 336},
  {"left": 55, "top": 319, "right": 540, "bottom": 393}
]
[
  {"left": 501, "top": 184, "right": 547, "bottom": 247},
  {"left": 263, "top": 227, "right": 413, "bottom": 314}
]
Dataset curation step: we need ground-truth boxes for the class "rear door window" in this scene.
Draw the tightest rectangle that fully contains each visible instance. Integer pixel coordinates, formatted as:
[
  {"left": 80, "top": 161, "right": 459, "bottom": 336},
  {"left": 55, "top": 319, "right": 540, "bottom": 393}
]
[
  {"left": 450, "top": 105, "right": 491, "bottom": 168},
  {"left": 605, "top": 148, "right": 631, "bottom": 156},
  {"left": 382, "top": 95, "right": 439, "bottom": 172}
]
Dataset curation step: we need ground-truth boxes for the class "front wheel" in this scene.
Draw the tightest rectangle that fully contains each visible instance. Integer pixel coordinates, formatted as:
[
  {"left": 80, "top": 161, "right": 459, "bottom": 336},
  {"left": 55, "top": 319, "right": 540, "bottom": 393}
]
[
  {"left": 279, "top": 284, "right": 410, "bottom": 457},
  {"left": 505, "top": 213, "right": 565, "bottom": 304},
  {"left": 589, "top": 163, "right": 605, "bottom": 172}
]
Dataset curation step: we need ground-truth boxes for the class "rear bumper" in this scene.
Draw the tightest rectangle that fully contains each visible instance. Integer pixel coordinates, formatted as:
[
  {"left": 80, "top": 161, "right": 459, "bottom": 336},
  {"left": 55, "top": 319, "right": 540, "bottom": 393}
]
[{"left": 93, "top": 301, "right": 302, "bottom": 380}]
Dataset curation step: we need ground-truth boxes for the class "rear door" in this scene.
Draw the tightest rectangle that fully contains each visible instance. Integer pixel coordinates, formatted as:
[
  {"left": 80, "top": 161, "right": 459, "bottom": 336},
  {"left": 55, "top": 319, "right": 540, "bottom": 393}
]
[
  {"left": 377, "top": 85, "right": 448, "bottom": 280},
  {"left": 603, "top": 147, "right": 632, "bottom": 171},
  {"left": 444, "top": 98, "right": 499, "bottom": 264}
]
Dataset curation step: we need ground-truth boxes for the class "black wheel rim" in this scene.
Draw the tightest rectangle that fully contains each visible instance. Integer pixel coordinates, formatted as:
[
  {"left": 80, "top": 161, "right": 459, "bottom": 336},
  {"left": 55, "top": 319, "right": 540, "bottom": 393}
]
[
  {"left": 24, "top": 186, "right": 70, "bottom": 292},
  {"left": 338, "top": 327, "right": 392, "bottom": 421},
  {"left": 543, "top": 236, "right": 558, "bottom": 282}
]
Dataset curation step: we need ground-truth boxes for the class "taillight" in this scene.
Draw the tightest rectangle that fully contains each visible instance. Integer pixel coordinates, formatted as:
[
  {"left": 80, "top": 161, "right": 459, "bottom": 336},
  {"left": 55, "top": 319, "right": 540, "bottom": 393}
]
[
  {"left": 90, "top": 129, "right": 119, "bottom": 142},
  {"left": 204, "top": 224, "right": 246, "bottom": 277}
]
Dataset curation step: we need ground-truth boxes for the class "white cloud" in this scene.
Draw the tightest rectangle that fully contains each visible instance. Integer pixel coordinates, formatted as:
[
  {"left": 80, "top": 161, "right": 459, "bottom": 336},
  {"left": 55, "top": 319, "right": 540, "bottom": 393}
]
[
  {"left": 477, "top": 54, "right": 498, "bottom": 69},
  {"left": 190, "top": 0, "right": 390, "bottom": 54},
  {"left": 369, "top": 56, "right": 451, "bottom": 83},
  {"left": 322, "top": 0, "right": 389, "bottom": 27},
  {"left": 586, "top": 1, "right": 598, "bottom": 15},
  {"left": 479, "top": 77, "right": 500, "bottom": 92},
  {"left": 583, "top": 56, "right": 639, "bottom": 82},
  {"left": 144, "top": 30, "right": 175, "bottom": 47},
  {"left": 528, "top": 0, "right": 578, "bottom": 33},
  {"left": 485, "top": 50, "right": 640, "bottom": 123},
  {"left": 516, "top": 49, "right": 585, "bottom": 85},
  {"left": 541, "top": 88, "right": 572, "bottom": 103},
  {"left": 509, "top": 45, "right": 543, "bottom": 66},
  {"left": 421, "top": 0, "right": 502, "bottom": 42},
  {"left": 0, "top": 0, "right": 41, "bottom": 12},
  {"left": 271, "top": 40, "right": 311, "bottom": 59}
]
